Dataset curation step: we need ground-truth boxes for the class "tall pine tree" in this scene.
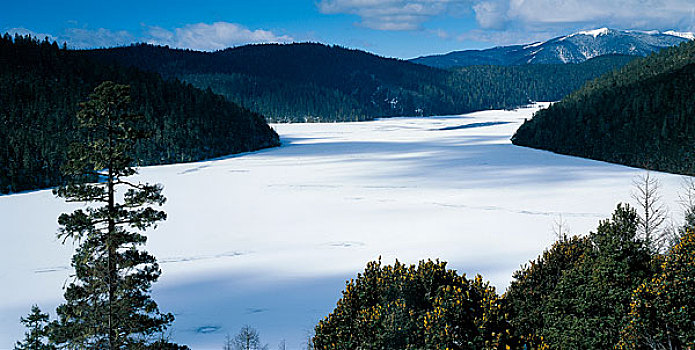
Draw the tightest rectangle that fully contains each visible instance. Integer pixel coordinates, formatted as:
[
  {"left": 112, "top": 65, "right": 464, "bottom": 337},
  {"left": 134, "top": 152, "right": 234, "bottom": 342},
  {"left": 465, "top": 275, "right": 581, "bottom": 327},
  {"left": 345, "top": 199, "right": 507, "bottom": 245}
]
[
  {"left": 14, "top": 305, "right": 55, "bottom": 350},
  {"left": 50, "top": 81, "right": 185, "bottom": 349}
]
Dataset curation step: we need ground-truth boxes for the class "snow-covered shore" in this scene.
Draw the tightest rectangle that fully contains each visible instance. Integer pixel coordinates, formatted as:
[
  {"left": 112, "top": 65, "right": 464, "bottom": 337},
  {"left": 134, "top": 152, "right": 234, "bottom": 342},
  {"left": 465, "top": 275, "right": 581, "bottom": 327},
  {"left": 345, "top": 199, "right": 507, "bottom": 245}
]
[{"left": 1, "top": 104, "right": 688, "bottom": 349}]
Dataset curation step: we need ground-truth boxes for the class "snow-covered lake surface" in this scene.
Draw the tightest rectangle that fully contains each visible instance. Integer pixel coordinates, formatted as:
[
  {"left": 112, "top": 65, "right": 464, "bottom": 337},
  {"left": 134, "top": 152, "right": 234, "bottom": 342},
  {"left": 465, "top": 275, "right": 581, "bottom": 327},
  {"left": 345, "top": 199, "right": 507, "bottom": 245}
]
[{"left": 1, "top": 103, "right": 690, "bottom": 349}]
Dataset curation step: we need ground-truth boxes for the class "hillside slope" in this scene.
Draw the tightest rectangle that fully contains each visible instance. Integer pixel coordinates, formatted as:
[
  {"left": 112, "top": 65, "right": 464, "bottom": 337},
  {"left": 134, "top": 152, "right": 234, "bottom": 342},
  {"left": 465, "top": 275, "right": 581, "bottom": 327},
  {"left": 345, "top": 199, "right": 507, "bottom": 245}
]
[
  {"left": 0, "top": 34, "right": 279, "bottom": 194},
  {"left": 449, "top": 55, "right": 635, "bottom": 105},
  {"left": 83, "top": 43, "right": 633, "bottom": 122},
  {"left": 512, "top": 41, "right": 695, "bottom": 175},
  {"left": 83, "top": 43, "right": 456, "bottom": 122}
]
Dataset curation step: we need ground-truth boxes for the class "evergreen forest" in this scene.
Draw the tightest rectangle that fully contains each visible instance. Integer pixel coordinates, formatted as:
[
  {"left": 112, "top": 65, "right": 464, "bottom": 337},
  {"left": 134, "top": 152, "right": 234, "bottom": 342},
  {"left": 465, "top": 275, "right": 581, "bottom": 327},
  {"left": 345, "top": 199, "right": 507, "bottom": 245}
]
[
  {"left": 513, "top": 41, "right": 695, "bottom": 175},
  {"left": 0, "top": 34, "right": 279, "bottom": 194},
  {"left": 82, "top": 43, "right": 634, "bottom": 122}
]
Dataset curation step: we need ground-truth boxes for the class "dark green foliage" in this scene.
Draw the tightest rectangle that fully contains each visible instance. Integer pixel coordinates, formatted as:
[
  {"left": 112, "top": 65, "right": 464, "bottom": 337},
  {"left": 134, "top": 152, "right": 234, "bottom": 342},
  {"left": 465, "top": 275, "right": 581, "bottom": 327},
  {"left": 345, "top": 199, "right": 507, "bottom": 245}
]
[
  {"left": 313, "top": 259, "right": 512, "bottom": 350},
  {"left": 512, "top": 41, "right": 695, "bottom": 175},
  {"left": 505, "top": 234, "right": 592, "bottom": 349},
  {"left": 0, "top": 34, "right": 279, "bottom": 194},
  {"left": 449, "top": 55, "right": 635, "bottom": 107},
  {"left": 49, "top": 82, "right": 186, "bottom": 349},
  {"left": 84, "top": 42, "right": 464, "bottom": 122},
  {"left": 542, "top": 204, "right": 654, "bottom": 349},
  {"left": 310, "top": 205, "right": 694, "bottom": 350},
  {"left": 423, "top": 275, "right": 515, "bottom": 350},
  {"left": 82, "top": 43, "right": 633, "bottom": 123},
  {"left": 14, "top": 306, "right": 55, "bottom": 350},
  {"left": 505, "top": 204, "right": 655, "bottom": 349},
  {"left": 618, "top": 232, "right": 695, "bottom": 350}
]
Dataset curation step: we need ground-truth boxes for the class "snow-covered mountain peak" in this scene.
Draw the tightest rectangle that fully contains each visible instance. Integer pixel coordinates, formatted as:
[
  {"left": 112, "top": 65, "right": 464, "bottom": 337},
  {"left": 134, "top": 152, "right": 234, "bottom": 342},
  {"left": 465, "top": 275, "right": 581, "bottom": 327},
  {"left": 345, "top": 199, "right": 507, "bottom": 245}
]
[
  {"left": 575, "top": 27, "right": 611, "bottom": 38},
  {"left": 412, "top": 27, "right": 693, "bottom": 68},
  {"left": 664, "top": 30, "right": 695, "bottom": 40}
]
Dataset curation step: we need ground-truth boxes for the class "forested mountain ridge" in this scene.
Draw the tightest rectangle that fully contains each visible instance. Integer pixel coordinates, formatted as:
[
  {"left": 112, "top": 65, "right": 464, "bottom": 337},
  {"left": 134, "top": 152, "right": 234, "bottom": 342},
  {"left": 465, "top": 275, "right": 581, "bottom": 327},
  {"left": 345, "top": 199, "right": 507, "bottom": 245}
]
[
  {"left": 0, "top": 34, "right": 279, "bottom": 194},
  {"left": 412, "top": 28, "right": 692, "bottom": 68},
  {"left": 83, "top": 43, "right": 453, "bottom": 122},
  {"left": 81, "top": 42, "right": 635, "bottom": 122},
  {"left": 512, "top": 40, "right": 695, "bottom": 175},
  {"left": 448, "top": 54, "right": 635, "bottom": 106}
]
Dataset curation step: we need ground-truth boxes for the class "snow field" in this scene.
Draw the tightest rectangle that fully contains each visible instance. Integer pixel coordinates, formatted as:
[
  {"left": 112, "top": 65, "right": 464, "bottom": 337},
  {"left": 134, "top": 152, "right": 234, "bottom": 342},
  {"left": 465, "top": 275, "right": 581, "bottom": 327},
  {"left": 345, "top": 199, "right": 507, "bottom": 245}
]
[{"left": 0, "top": 103, "right": 689, "bottom": 349}]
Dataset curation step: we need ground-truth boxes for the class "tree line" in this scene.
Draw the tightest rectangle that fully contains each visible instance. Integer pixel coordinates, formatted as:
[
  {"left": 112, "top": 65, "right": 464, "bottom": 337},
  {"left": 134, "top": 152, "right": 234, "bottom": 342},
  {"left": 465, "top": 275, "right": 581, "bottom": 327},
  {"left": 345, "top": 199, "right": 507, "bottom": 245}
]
[
  {"left": 81, "top": 43, "right": 634, "bottom": 123},
  {"left": 0, "top": 34, "right": 279, "bottom": 194},
  {"left": 513, "top": 40, "right": 695, "bottom": 176}
]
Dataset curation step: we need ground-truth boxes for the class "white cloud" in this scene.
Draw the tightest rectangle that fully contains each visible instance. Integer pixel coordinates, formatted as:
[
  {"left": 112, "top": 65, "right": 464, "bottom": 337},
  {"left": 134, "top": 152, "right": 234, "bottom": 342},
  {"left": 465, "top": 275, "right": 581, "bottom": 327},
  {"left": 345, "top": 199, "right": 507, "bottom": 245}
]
[
  {"left": 145, "top": 22, "right": 293, "bottom": 51},
  {"left": 316, "top": 0, "right": 695, "bottom": 47},
  {"left": 317, "top": 0, "right": 471, "bottom": 30},
  {"left": 472, "top": 1, "right": 508, "bottom": 30},
  {"left": 468, "top": 0, "right": 695, "bottom": 44},
  {"left": 474, "top": 0, "right": 695, "bottom": 31},
  {"left": 457, "top": 28, "right": 556, "bottom": 46},
  {"left": 429, "top": 28, "right": 451, "bottom": 39},
  {"left": 3, "top": 27, "right": 134, "bottom": 48},
  {"left": 62, "top": 28, "right": 135, "bottom": 49},
  {"left": 3, "top": 23, "right": 292, "bottom": 51}
]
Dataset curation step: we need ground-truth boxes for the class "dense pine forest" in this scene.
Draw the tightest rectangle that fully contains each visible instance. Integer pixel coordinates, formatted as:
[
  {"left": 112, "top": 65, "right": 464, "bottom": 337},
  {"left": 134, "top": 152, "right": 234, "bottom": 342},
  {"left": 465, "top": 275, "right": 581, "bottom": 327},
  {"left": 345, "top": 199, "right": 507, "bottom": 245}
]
[
  {"left": 82, "top": 43, "right": 635, "bottom": 122},
  {"left": 512, "top": 41, "right": 695, "bottom": 175},
  {"left": 0, "top": 34, "right": 279, "bottom": 194},
  {"left": 448, "top": 54, "right": 636, "bottom": 107}
]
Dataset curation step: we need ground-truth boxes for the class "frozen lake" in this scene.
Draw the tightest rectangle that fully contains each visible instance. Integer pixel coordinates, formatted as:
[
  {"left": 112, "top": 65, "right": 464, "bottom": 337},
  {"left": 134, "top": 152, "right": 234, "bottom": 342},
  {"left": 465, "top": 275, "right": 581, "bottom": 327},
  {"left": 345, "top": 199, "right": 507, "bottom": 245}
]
[{"left": 0, "top": 104, "right": 689, "bottom": 349}]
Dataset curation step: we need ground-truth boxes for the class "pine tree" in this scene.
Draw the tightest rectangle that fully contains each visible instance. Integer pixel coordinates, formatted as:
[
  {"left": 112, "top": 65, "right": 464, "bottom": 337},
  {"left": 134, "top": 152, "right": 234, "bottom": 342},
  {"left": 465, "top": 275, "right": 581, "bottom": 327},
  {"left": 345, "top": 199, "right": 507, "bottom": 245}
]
[
  {"left": 14, "top": 305, "right": 56, "bottom": 350},
  {"left": 541, "top": 204, "right": 654, "bottom": 349},
  {"left": 679, "top": 177, "right": 695, "bottom": 234},
  {"left": 50, "top": 81, "right": 185, "bottom": 349}
]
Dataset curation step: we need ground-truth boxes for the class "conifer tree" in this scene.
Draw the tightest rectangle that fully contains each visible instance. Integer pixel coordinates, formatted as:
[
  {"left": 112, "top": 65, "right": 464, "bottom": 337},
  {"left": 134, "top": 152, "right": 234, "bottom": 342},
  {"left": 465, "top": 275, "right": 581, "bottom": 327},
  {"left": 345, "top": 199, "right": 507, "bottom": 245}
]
[
  {"left": 541, "top": 204, "right": 654, "bottom": 349},
  {"left": 50, "top": 81, "right": 185, "bottom": 349},
  {"left": 14, "top": 305, "right": 55, "bottom": 350},
  {"left": 679, "top": 177, "right": 695, "bottom": 234},
  {"left": 618, "top": 231, "right": 695, "bottom": 349}
]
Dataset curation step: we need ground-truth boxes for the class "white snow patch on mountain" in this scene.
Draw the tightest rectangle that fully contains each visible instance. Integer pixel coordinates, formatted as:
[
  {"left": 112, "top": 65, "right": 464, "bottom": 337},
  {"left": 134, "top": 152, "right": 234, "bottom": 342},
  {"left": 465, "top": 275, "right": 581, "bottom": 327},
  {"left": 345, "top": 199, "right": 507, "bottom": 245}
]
[
  {"left": 576, "top": 27, "right": 610, "bottom": 38},
  {"left": 664, "top": 30, "right": 695, "bottom": 40},
  {"left": 523, "top": 41, "right": 543, "bottom": 49}
]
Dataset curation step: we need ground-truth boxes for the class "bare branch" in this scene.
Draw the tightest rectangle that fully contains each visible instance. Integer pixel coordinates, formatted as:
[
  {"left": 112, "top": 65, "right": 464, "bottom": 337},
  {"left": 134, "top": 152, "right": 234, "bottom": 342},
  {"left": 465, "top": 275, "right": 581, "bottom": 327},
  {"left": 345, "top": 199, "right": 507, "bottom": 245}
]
[
  {"left": 631, "top": 172, "right": 669, "bottom": 252},
  {"left": 551, "top": 214, "right": 570, "bottom": 240}
]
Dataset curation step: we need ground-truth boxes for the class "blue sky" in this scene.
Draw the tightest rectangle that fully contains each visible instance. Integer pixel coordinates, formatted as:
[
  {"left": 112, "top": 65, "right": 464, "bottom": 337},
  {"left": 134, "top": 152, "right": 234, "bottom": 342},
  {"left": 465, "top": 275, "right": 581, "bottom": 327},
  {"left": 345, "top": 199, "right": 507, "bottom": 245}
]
[{"left": 3, "top": 0, "right": 695, "bottom": 58}]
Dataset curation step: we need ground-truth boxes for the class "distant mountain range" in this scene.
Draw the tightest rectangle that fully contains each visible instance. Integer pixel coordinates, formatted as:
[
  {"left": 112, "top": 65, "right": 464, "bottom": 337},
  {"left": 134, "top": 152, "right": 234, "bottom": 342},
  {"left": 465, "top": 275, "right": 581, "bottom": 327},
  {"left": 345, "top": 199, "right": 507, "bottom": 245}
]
[{"left": 412, "top": 28, "right": 694, "bottom": 68}]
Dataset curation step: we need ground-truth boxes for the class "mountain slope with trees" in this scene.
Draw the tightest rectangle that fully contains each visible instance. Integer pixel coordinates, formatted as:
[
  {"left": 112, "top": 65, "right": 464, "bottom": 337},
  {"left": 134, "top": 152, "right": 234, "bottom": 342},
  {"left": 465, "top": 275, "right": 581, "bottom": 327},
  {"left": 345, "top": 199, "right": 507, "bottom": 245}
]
[
  {"left": 512, "top": 41, "right": 695, "bottom": 175},
  {"left": 81, "top": 43, "right": 635, "bottom": 122},
  {"left": 0, "top": 34, "right": 279, "bottom": 194}
]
